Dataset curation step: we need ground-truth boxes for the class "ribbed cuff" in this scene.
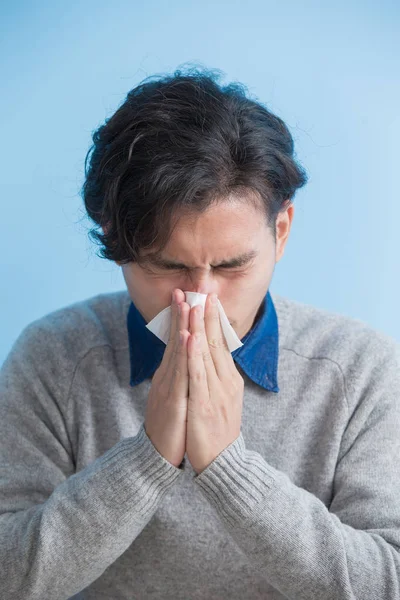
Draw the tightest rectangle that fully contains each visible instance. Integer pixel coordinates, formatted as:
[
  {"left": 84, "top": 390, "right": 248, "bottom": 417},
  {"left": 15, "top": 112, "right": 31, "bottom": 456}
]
[
  {"left": 82, "top": 421, "right": 184, "bottom": 523},
  {"left": 193, "top": 432, "right": 282, "bottom": 526}
]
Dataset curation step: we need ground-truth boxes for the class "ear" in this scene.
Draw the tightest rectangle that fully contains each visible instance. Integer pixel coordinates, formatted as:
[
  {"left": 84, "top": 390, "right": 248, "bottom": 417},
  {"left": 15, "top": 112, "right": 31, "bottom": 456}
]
[{"left": 275, "top": 203, "right": 294, "bottom": 263}]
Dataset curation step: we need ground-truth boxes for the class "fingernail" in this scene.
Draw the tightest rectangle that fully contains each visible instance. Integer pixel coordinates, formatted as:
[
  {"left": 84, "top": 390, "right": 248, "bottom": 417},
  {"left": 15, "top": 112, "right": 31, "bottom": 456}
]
[{"left": 211, "top": 294, "right": 218, "bottom": 304}]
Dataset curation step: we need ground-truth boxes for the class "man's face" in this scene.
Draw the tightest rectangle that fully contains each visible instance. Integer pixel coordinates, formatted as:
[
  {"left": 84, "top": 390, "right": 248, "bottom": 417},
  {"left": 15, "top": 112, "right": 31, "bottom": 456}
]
[{"left": 121, "top": 198, "right": 293, "bottom": 341}]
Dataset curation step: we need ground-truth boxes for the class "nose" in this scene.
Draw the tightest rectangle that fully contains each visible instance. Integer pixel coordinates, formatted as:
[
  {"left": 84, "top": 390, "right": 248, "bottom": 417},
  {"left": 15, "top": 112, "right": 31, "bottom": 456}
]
[{"left": 183, "top": 270, "right": 218, "bottom": 297}]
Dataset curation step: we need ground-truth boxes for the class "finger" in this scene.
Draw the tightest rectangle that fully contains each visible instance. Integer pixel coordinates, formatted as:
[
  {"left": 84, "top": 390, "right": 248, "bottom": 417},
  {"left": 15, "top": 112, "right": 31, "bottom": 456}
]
[
  {"left": 204, "top": 293, "right": 232, "bottom": 380},
  {"left": 167, "top": 298, "right": 190, "bottom": 370},
  {"left": 169, "top": 289, "right": 186, "bottom": 344},
  {"left": 158, "top": 289, "right": 185, "bottom": 376},
  {"left": 170, "top": 302, "right": 190, "bottom": 397},
  {"left": 189, "top": 305, "right": 219, "bottom": 387},
  {"left": 187, "top": 331, "right": 210, "bottom": 400},
  {"left": 164, "top": 288, "right": 185, "bottom": 360}
]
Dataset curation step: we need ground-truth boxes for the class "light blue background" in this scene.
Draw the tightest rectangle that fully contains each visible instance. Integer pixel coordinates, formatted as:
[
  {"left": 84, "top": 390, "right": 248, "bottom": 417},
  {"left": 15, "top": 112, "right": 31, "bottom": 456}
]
[{"left": 1, "top": 0, "right": 399, "bottom": 365}]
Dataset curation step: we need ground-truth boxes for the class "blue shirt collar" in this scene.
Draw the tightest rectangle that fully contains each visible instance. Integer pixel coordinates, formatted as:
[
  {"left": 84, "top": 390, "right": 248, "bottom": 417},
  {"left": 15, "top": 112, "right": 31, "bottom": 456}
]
[{"left": 127, "top": 290, "right": 279, "bottom": 392}]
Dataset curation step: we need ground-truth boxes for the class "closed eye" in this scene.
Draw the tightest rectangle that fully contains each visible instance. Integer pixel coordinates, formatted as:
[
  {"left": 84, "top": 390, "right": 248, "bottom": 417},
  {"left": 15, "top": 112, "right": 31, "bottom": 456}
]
[{"left": 144, "top": 250, "right": 258, "bottom": 271}]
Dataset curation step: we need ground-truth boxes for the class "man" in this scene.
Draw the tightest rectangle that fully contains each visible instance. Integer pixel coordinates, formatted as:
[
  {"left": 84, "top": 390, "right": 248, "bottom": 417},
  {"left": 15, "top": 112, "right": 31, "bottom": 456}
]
[{"left": 1, "top": 67, "right": 400, "bottom": 600}]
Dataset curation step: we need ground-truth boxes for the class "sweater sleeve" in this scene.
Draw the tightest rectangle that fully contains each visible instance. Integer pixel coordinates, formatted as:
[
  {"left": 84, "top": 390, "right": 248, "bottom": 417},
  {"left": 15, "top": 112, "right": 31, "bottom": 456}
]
[
  {"left": 194, "top": 337, "right": 400, "bottom": 599},
  {"left": 0, "top": 323, "right": 183, "bottom": 600}
]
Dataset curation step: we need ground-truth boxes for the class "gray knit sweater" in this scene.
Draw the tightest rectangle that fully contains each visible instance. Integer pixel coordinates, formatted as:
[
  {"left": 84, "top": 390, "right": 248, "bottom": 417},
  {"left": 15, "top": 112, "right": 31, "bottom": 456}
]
[{"left": 1, "top": 290, "right": 400, "bottom": 600}]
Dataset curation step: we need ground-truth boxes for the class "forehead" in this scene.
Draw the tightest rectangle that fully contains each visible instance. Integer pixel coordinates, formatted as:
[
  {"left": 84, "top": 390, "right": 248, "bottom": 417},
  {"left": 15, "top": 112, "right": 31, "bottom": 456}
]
[{"left": 139, "top": 197, "right": 268, "bottom": 263}]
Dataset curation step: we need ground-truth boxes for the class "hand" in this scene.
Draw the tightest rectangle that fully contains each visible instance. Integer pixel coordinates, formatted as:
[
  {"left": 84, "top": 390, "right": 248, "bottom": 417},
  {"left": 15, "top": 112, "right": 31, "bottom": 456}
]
[
  {"left": 185, "top": 293, "right": 245, "bottom": 475},
  {"left": 144, "top": 289, "right": 191, "bottom": 468}
]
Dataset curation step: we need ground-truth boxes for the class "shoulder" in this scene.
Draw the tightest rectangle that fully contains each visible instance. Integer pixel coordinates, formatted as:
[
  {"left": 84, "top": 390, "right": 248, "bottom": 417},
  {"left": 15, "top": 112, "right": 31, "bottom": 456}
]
[
  {"left": 270, "top": 292, "right": 400, "bottom": 386},
  {"left": 2, "top": 290, "right": 132, "bottom": 380}
]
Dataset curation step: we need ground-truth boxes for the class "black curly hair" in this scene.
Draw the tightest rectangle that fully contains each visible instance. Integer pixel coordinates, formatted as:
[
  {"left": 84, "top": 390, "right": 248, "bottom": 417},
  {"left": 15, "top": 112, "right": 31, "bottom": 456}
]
[{"left": 81, "top": 65, "right": 308, "bottom": 265}]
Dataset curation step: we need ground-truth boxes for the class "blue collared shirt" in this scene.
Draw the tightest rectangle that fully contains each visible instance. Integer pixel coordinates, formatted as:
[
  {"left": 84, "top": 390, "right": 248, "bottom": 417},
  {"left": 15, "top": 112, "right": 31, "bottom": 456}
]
[{"left": 127, "top": 290, "right": 280, "bottom": 392}]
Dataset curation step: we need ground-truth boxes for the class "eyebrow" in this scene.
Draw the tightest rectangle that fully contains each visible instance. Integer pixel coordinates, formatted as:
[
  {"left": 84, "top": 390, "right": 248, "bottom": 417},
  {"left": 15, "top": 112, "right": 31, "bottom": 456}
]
[{"left": 143, "top": 249, "right": 258, "bottom": 270}]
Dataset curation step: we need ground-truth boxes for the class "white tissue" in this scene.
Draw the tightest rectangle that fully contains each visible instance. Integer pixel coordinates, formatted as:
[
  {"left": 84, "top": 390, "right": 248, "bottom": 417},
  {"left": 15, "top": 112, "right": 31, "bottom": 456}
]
[{"left": 145, "top": 291, "right": 244, "bottom": 352}]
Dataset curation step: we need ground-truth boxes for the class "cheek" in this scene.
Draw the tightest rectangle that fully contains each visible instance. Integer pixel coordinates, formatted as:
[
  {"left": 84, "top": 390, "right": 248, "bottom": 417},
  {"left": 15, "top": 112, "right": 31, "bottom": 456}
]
[{"left": 123, "top": 269, "right": 164, "bottom": 312}]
